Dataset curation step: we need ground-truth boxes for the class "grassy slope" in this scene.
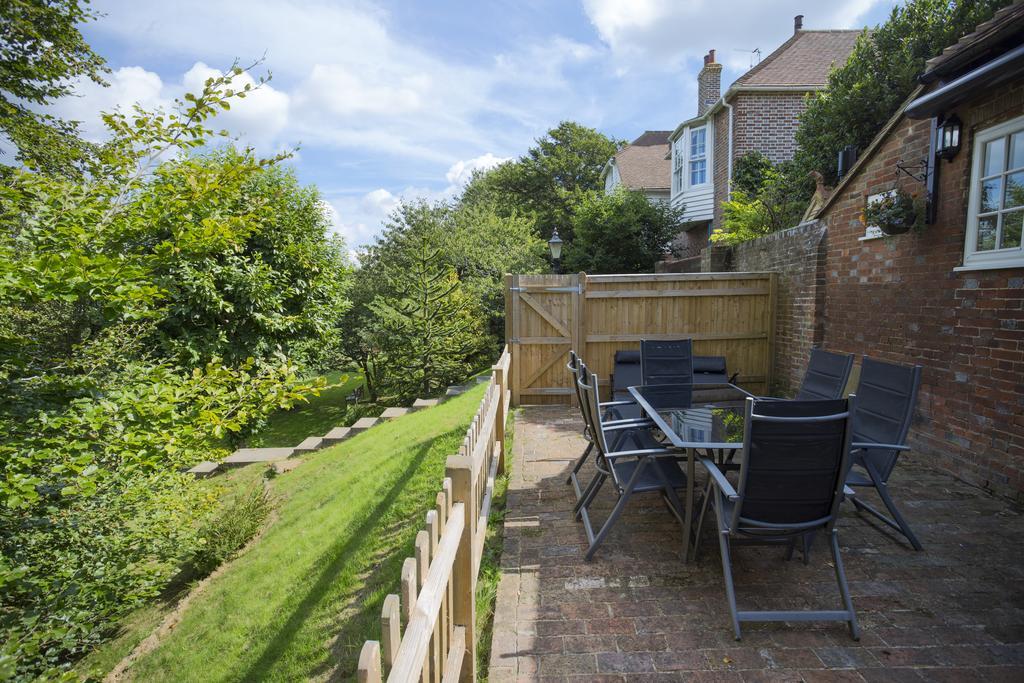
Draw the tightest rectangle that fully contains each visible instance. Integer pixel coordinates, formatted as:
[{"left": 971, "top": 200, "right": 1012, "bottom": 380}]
[
  {"left": 246, "top": 371, "right": 366, "bottom": 447},
  {"left": 125, "top": 384, "right": 486, "bottom": 682}
]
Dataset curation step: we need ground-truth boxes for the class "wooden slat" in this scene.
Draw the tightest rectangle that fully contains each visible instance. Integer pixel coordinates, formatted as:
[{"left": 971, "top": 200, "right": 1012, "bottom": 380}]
[
  {"left": 518, "top": 387, "right": 573, "bottom": 395},
  {"left": 401, "top": 558, "right": 417, "bottom": 626},
  {"left": 440, "top": 627, "right": 466, "bottom": 683},
  {"left": 519, "top": 292, "right": 571, "bottom": 338},
  {"left": 586, "top": 332, "right": 769, "bottom": 343},
  {"left": 585, "top": 287, "right": 770, "bottom": 299},
  {"left": 513, "top": 336, "right": 571, "bottom": 344},
  {"left": 381, "top": 595, "right": 401, "bottom": 670},
  {"left": 585, "top": 272, "right": 772, "bottom": 282},
  {"left": 520, "top": 347, "right": 567, "bottom": 393},
  {"left": 388, "top": 504, "right": 466, "bottom": 682},
  {"left": 358, "top": 641, "right": 382, "bottom": 683}
]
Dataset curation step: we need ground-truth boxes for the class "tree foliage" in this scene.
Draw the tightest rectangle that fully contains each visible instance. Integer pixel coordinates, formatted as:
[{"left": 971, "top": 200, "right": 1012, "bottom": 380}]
[
  {"left": 0, "top": 63, "right": 346, "bottom": 680},
  {"left": 564, "top": 189, "right": 684, "bottom": 273},
  {"left": 795, "top": 0, "right": 1013, "bottom": 185},
  {"left": 461, "top": 121, "right": 623, "bottom": 243},
  {"left": 0, "top": 0, "right": 109, "bottom": 175}
]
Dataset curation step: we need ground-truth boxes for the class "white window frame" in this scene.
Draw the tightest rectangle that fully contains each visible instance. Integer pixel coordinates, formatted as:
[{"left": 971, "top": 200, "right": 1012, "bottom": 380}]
[
  {"left": 961, "top": 114, "right": 1024, "bottom": 271},
  {"left": 672, "top": 137, "right": 686, "bottom": 195},
  {"left": 688, "top": 126, "right": 708, "bottom": 188}
]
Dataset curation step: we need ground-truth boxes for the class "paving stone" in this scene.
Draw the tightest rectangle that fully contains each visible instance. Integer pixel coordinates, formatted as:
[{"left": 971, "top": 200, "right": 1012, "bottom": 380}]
[
  {"left": 322, "top": 427, "right": 351, "bottom": 445},
  {"left": 446, "top": 385, "right": 467, "bottom": 396},
  {"left": 187, "top": 460, "right": 219, "bottom": 477},
  {"left": 486, "top": 404, "right": 1024, "bottom": 680},
  {"left": 380, "top": 406, "right": 411, "bottom": 420},
  {"left": 223, "top": 447, "right": 293, "bottom": 464},
  {"left": 349, "top": 416, "right": 379, "bottom": 433},
  {"left": 272, "top": 459, "right": 302, "bottom": 475},
  {"left": 292, "top": 436, "right": 324, "bottom": 453},
  {"left": 412, "top": 398, "right": 441, "bottom": 409}
]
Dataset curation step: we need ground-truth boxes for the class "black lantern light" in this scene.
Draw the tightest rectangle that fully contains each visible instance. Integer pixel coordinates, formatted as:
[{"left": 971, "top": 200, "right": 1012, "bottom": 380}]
[
  {"left": 548, "top": 228, "right": 563, "bottom": 274},
  {"left": 936, "top": 114, "right": 962, "bottom": 160}
]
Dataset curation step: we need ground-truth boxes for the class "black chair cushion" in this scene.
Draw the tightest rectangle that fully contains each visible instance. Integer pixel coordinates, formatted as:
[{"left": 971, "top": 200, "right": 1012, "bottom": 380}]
[{"left": 693, "top": 355, "right": 729, "bottom": 384}]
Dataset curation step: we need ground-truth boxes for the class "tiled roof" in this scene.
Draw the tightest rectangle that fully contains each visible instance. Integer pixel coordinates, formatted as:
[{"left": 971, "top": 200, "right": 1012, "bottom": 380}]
[
  {"left": 613, "top": 133, "right": 671, "bottom": 191},
  {"left": 921, "top": 1, "right": 1024, "bottom": 82},
  {"left": 734, "top": 30, "right": 861, "bottom": 88}
]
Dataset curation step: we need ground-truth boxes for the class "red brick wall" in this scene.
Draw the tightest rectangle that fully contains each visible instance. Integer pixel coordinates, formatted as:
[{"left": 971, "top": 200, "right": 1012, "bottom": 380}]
[
  {"left": 712, "top": 108, "right": 730, "bottom": 229},
  {"left": 818, "top": 83, "right": 1024, "bottom": 501}
]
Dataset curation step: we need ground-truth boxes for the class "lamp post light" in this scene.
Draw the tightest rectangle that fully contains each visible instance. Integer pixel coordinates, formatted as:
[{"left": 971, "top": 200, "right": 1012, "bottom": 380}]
[
  {"left": 548, "top": 228, "right": 563, "bottom": 274},
  {"left": 936, "top": 114, "right": 962, "bottom": 160}
]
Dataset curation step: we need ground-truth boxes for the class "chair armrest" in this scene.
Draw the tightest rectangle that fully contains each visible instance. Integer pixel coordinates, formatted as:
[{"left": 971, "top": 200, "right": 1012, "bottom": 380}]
[
  {"left": 851, "top": 441, "right": 910, "bottom": 452},
  {"left": 600, "top": 399, "right": 636, "bottom": 407},
  {"left": 700, "top": 457, "right": 739, "bottom": 501},
  {"left": 604, "top": 447, "right": 679, "bottom": 460},
  {"left": 601, "top": 420, "right": 654, "bottom": 432},
  {"left": 604, "top": 417, "right": 653, "bottom": 427}
]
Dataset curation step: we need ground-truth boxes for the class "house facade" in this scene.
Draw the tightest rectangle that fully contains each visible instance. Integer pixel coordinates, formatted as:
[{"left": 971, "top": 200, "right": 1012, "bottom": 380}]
[
  {"left": 665, "top": 17, "right": 860, "bottom": 265},
  {"left": 702, "top": 4, "right": 1024, "bottom": 499},
  {"left": 600, "top": 130, "right": 672, "bottom": 203}
]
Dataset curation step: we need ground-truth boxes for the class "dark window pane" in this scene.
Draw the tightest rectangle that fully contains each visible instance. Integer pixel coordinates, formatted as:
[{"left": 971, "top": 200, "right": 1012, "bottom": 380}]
[
  {"left": 977, "top": 215, "right": 997, "bottom": 251},
  {"left": 982, "top": 178, "right": 1002, "bottom": 212},
  {"left": 1002, "top": 210, "right": 1023, "bottom": 249}
]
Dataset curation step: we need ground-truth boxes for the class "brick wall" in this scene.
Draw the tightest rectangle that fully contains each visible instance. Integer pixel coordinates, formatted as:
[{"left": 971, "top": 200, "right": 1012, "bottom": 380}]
[
  {"left": 702, "top": 221, "right": 827, "bottom": 396},
  {"left": 817, "top": 83, "right": 1024, "bottom": 501},
  {"left": 712, "top": 107, "right": 730, "bottom": 229}
]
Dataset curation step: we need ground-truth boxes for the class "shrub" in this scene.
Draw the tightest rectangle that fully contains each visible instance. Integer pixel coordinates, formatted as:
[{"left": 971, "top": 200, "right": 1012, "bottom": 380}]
[{"left": 189, "top": 483, "right": 274, "bottom": 577}]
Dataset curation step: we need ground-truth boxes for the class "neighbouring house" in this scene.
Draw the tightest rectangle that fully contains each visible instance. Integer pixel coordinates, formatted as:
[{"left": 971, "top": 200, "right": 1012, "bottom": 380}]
[
  {"left": 662, "top": 15, "right": 860, "bottom": 269},
  {"left": 599, "top": 130, "right": 672, "bottom": 203},
  {"left": 704, "top": 3, "right": 1024, "bottom": 500}
]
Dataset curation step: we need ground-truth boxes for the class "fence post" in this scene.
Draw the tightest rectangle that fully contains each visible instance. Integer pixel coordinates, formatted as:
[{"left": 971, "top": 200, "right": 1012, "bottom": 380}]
[
  {"left": 445, "top": 455, "right": 478, "bottom": 683},
  {"left": 492, "top": 366, "right": 506, "bottom": 474}
]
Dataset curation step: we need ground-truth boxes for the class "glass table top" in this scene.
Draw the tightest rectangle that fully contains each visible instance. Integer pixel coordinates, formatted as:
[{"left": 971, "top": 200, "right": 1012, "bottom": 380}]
[{"left": 628, "top": 383, "right": 752, "bottom": 449}]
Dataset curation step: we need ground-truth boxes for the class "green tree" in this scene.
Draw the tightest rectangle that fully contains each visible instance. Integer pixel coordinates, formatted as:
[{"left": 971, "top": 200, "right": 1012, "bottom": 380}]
[
  {"left": 712, "top": 163, "right": 811, "bottom": 245},
  {"left": 795, "top": 0, "right": 1012, "bottom": 185},
  {"left": 563, "top": 188, "right": 684, "bottom": 274},
  {"left": 461, "top": 121, "right": 623, "bottom": 243},
  {"left": 0, "top": 0, "right": 108, "bottom": 175},
  {"left": 731, "top": 151, "right": 774, "bottom": 196}
]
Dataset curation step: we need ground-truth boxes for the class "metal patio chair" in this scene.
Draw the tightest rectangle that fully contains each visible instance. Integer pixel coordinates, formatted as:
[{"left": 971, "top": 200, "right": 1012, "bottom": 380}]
[
  {"left": 565, "top": 351, "right": 647, "bottom": 493},
  {"left": 693, "top": 355, "right": 740, "bottom": 385},
  {"left": 574, "top": 363, "right": 687, "bottom": 561},
  {"left": 695, "top": 396, "right": 860, "bottom": 641},
  {"left": 640, "top": 339, "right": 694, "bottom": 385},
  {"left": 610, "top": 350, "right": 643, "bottom": 420},
  {"left": 845, "top": 356, "right": 924, "bottom": 550},
  {"left": 796, "top": 348, "right": 855, "bottom": 400}
]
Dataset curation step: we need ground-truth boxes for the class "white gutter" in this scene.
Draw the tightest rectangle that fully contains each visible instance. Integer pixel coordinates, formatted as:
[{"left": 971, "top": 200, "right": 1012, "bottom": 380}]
[{"left": 724, "top": 100, "right": 734, "bottom": 200}]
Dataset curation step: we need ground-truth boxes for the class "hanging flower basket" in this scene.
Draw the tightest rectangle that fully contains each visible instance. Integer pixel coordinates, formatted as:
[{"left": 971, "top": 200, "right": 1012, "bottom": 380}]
[{"left": 863, "top": 189, "right": 922, "bottom": 236}]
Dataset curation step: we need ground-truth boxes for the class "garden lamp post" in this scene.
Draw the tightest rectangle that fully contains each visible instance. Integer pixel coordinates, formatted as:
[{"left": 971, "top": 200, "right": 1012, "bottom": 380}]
[{"left": 548, "top": 228, "right": 563, "bottom": 274}]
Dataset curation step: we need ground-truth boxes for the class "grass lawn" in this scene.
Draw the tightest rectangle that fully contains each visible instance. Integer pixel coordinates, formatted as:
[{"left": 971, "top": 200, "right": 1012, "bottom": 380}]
[
  {"left": 121, "top": 383, "right": 487, "bottom": 682},
  {"left": 246, "top": 371, "right": 367, "bottom": 447}
]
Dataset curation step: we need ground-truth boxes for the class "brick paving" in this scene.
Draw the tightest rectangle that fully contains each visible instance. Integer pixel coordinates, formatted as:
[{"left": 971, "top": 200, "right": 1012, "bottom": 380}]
[{"left": 488, "top": 405, "right": 1024, "bottom": 682}]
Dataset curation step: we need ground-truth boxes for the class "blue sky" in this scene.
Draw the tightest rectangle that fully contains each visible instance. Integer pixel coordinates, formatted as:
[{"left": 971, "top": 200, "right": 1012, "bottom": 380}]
[{"left": 60, "top": 0, "right": 900, "bottom": 248}]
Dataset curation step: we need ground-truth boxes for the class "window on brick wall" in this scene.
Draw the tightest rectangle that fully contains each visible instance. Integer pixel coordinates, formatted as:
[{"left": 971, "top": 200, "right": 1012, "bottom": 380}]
[{"left": 963, "top": 114, "right": 1024, "bottom": 270}]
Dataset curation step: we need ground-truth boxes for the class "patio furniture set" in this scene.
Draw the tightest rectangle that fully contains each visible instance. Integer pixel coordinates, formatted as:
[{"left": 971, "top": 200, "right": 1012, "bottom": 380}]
[{"left": 565, "top": 341, "right": 923, "bottom": 642}]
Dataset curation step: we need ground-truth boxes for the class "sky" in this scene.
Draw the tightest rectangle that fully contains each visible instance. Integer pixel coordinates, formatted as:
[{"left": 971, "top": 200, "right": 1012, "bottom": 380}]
[{"left": 57, "top": 0, "right": 901, "bottom": 249}]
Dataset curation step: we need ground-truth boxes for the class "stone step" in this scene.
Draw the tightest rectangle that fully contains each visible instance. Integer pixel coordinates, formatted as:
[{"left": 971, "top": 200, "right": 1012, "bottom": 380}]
[
  {"left": 322, "top": 426, "right": 352, "bottom": 445},
  {"left": 445, "top": 385, "right": 467, "bottom": 397},
  {"left": 412, "top": 398, "right": 441, "bottom": 410},
  {"left": 380, "top": 407, "right": 411, "bottom": 420},
  {"left": 293, "top": 436, "right": 324, "bottom": 454},
  {"left": 273, "top": 459, "right": 302, "bottom": 475},
  {"left": 349, "top": 416, "right": 380, "bottom": 433},
  {"left": 224, "top": 447, "right": 295, "bottom": 465},
  {"left": 188, "top": 461, "right": 220, "bottom": 478},
  {"left": 475, "top": 375, "right": 490, "bottom": 384}
]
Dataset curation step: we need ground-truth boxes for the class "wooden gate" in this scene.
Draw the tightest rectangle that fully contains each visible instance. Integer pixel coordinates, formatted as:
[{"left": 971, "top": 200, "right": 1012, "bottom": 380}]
[
  {"left": 504, "top": 274, "right": 582, "bottom": 405},
  {"left": 505, "top": 272, "right": 776, "bottom": 405}
]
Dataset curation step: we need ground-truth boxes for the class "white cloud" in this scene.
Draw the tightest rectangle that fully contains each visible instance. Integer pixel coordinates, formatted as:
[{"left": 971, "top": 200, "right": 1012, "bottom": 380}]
[
  {"left": 182, "top": 62, "right": 291, "bottom": 151},
  {"left": 445, "top": 153, "right": 511, "bottom": 188},
  {"left": 52, "top": 66, "right": 167, "bottom": 140},
  {"left": 582, "top": 0, "right": 884, "bottom": 71}
]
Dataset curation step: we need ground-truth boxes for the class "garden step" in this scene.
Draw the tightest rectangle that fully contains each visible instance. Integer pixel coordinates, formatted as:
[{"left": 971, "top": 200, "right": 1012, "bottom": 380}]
[
  {"left": 412, "top": 398, "right": 440, "bottom": 409},
  {"left": 224, "top": 447, "right": 295, "bottom": 465},
  {"left": 322, "top": 427, "right": 352, "bottom": 445},
  {"left": 293, "top": 436, "right": 324, "bottom": 453},
  {"left": 349, "top": 416, "right": 380, "bottom": 433},
  {"left": 273, "top": 459, "right": 302, "bottom": 475},
  {"left": 187, "top": 461, "right": 220, "bottom": 478},
  {"left": 380, "top": 407, "right": 411, "bottom": 420},
  {"left": 445, "top": 385, "right": 467, "bottom": 397}
]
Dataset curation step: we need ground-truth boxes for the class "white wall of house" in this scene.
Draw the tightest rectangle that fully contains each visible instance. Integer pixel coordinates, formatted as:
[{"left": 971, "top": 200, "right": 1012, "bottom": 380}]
[
  {"left": 604, "top": 163, "right": 621, "bottom": 193},
  {"left": 670, "top": 120, "right": 714, "bottom": 222}
]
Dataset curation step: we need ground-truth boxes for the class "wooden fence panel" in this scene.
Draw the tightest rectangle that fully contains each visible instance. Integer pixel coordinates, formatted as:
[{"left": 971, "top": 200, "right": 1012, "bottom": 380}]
[
  {"left": 357, "top": 347, "right": 510, "bottom": 683},
  {"left": 506, "top": 272, "right": 775, "bottom": 404}
]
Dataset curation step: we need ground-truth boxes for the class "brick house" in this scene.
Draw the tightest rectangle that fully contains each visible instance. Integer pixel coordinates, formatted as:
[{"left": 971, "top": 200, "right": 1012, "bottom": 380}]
[
  {"left": 663, "top": 16, "right": 859, "bottom": 267},
  {"left": 771, "top": 4, "right": 1024, "bottom": 500},
  {"left": 599, "top": 130, "right": 672, "bottom": 204}
]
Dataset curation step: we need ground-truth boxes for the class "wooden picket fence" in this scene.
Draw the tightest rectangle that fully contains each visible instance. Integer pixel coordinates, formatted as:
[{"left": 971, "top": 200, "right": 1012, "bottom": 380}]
[{"left": 357, "top": 346, "right": 511, "bottom": 683}]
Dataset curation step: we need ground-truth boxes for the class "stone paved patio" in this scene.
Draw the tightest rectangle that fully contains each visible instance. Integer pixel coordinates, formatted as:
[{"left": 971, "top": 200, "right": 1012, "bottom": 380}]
[{"left": 488, "top": 405, "right": 1024, "bottom": 682}]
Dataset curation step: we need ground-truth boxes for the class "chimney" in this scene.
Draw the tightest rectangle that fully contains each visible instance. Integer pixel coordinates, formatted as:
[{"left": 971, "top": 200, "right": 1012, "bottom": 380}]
[
  {"left": 794, "top": 14, "right": 804, "bottom": 32},
  {"left": 697, "top": 49, "right": 722, "bottom": 117}
]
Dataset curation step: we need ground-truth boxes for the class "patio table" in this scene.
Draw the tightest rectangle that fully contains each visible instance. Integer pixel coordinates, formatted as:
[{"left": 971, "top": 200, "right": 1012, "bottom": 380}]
[{"left": 628, "top": 382, "right": 752, "bottom": 563}]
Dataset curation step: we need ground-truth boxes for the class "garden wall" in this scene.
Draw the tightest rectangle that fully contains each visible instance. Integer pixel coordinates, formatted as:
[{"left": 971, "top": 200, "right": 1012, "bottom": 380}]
[{"left": 702, "top": 220, "right": 827, "bottom": 396}]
